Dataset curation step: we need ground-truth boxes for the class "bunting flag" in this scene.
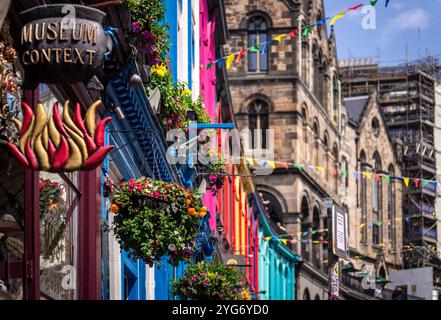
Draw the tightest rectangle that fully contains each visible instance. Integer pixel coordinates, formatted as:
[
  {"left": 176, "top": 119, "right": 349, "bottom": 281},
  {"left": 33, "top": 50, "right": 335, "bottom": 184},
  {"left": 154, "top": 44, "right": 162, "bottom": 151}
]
[
  {"left": 216, "top": 58, "right": 224, "bottom": 69},
  {"left": 281, "top": 239, "right": 288, "bottom": 245},
  {"left": 360, "top": 223, "right": 366, "bottom": 229},
  {"left": 302, "top": 24, "right": 315, "bottom": 37},
  {"left": 246, "top": 157, "right": 254, "bottom": 167},
  {"left": 294, "top": 163, "right": 303, "bottom": 171},
  {"left": 348, "top": 4, "right": 364, "bottom": 11},
  {"left": 403, "top": 177, "right": 410, "bottom": 188},
  {"left": 331, "top": 167, "right": 337, "bottom": 176},
  {"left": 280, "top": 162, "right": 289, "bottom": 169},
  {"left": 257, "top": 159, "right": 267, "bottom": 168},
  {"left": 414, "top": 179, "right": 419, "bottom": 188},
  {"left": 371, "top": 0, "right": 379, "bottom": 6},
  {"left": 289, "top": 28, "right": 298, "bottom": 38},
  {"left": 341, "top": 170, "right": 348, "bottom": 177},
  {"left": 316, "top": 166, "right": 325, "bottom": 174},
  {"left": 353, "top": 172, "right": 360, "bottom": 179},
  {"left": 261, "top": 40, "right": 272, "bottom": 53},
  {"left": 363, "top": 172, "right": 371, "bottom": 180},
  {"left": 249, "top": 44, "right": 260, "bottom": 52},
  {"left": 316, "top": 18, "right": 329, "bottom": 26},
  {"left": 274, "top": 34, "right": 287, "bottom": 42},
  {"left": 330, "top": 12, "right": 347, "bottom": 26},
  {"left": 268, "top": 161, "right": 276, "bottom": 169},
  {"left": 236, "top": 49, "right": 247, "bottom": 63},
  {"left": 374, "top": 173, "right": 380, "bottom": 183},
  {"left": 226, "top": 53, "right": 235, "bottom": 69},
  {"left": 385, "top": 0, "right": 390, "bottom": 7},
  {"left": 385, "top": 175, "right": 391, "bottom": 184},
  {"left": 207, "top": 62, "right": 213, "bottom": 69}
]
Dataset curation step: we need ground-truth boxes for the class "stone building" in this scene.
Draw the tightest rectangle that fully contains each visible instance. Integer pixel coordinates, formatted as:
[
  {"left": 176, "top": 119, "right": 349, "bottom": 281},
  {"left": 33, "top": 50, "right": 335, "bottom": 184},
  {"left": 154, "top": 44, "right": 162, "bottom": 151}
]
[{"left": 224, "top": 0, "right": 403, "bottom": 299}]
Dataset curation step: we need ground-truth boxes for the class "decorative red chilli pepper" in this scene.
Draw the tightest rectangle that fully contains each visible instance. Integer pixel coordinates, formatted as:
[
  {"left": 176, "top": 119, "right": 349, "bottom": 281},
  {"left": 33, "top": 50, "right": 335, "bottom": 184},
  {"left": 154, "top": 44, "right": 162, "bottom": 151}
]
[
  {"left": 6, "top": 142, "right": 29, "bottom": 168},
  {"left": 82, "top": 146, "right": 114, "bottom": 171},
  {"left": 51, "top": 136, "right": 69, "bottom": 171},
  {"left": 20, "top": 102, "right": 34, "bottom": 136},
  {"left": 25, "top": 140, "right": 39, "bottom": 170},
  {"left": 52, "top": 103, "right": 69, "bottom": 137},
  {"left": 48, "top": 139, "right": 56, "bottom": 163},
  {"left": 94, "top": 117, "right": 112, "bottom": 147},
  {"left": 74, "top": 102, "right": 97, "bottom": 154}
]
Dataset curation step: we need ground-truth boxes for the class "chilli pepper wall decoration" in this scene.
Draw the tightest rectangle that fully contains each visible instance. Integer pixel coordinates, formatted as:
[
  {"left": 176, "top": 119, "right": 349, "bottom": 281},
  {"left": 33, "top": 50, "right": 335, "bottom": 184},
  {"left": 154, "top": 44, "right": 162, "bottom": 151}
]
[{"left": 4, "top": 100, "right": 113, "bottom": 172}]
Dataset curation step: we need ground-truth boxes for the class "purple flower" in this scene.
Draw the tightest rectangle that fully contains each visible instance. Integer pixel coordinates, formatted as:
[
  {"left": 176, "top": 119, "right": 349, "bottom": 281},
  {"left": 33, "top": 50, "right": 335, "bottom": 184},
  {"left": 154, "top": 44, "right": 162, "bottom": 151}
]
[
  {"left": 141, "top": 30, "right": 154, "bottom": 42},
  {"left": 131, "top": 22, "right": 142, "bottom": 33}
]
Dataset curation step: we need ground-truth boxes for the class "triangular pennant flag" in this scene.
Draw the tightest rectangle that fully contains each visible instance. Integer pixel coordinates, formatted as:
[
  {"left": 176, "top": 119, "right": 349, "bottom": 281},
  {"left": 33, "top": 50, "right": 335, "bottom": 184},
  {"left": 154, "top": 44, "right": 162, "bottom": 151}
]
[
  {"left": 297, "top": 232, "right": 302, "bottom": 238},
  {"left": 374, "top": 173, "right": 380, "bottom": 183},
  {"left": 264, "top": 236, "right": 272, "bottom": 241},
  {"left": 281, "top": 239, "right": 288, "bottom": 246},
  {"left": 274, "top": 34, "right": 287, "bottom": 42},
  {"left": 414, "top": 179, "right": 419, "bottom": 189},
  {"left": 268, "top": 161, "right": 276, "bottom": 169},
  {"left": 302, "top": 25, "right": 315, "bottom": 37},
  {"left": 315, "top": 18, "right": 329, "bottom": 26},
  {"left": 348, "top": 4, "right": 364, "bottom": 11},
  {"left": 206, "top": 62, "right": 213, "bottom": 69},
  {"left": 257, "top": 160, "right": 266, "bottom": 168},
  {"left": 385, "top": 175, "right": 391, "bottom": 184},
  {"left": 289, "top": 29, "right": 298, "bottom": 38},
  {"left": 385, "top": 0, "right": 391, "bottom": 7},
  {"left": 226, "top": 53, "right": 235, "bottom": 69},
  {"left": 316, "top": 166, "right": 325, "bottom": 174},
  {"left": 235, "top": 49, "right": 247, "bottom": 63},
  {"left": 307, "top": 165, "right": 314, "bottom": 171},
  {"left": 294, "top": 163, "right": 303, "bottom": 171},
  {"left": 249, "top": 44, "right": 260, "bottom": 52},
  {"left": 403, "top": 177, "right": 410, "bottom": 188},
  {"left": 216, "top": 59, "right": 224, "bottom": 69},
  {"left": 331, "top": 167, "right": 337, "bottom": 176},
  {"left": 377, "top": 221, "right": 383, "bottom": 226},
  {"left": 353, "top": 172, "right": 359, "bottom": 179},
  {"left": 330, "top": 12, "right": 346, "bottom": 26},
  {"left": 422, "top": 179, "right": 429, "bottom": 187},
  {"left": 279, "top": 162, "right": 289, "bottom": 169},
  {"left": 261, "top": 41, "right": 272, "bottom": 53},
  {"left": 363, "top": 172, "right": 371, "bottom": 180},
  {"left": 246, "top": 157, "right": 254, "bottom": 167},
  {"left": 360, "top": 223, "right": 366, "bottom": 229},
  {"left": 341, "top": 170, "right": 348, "bottom": 177},
  {"left": 371, "top": 0, "right": 378, "bottom": 6}
]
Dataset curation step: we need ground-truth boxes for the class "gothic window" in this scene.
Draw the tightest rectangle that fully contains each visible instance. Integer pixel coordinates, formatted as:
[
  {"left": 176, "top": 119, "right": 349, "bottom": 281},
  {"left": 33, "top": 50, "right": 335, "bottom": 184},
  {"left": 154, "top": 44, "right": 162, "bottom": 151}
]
[
  {"left": 372, "top": 152, "right": 382, "bottom": 245},
  {"left": 388, "top": 164, "right": 396, "bottom": 250},
  {"left": 323, "top": 132, "right": 329, "bottom": 181},
  {"left": 302, "top": 41, "right": 309, "bottom": 84},
  {"left": 302, "top": 105, "right": 309, "bottom": 160},
  {"left": 333, "top": 75, "right": 339, "bottom": 124},
  {"left": 248, "top": 99, "right": 269, "bottom": 149},
  {"left": 332, "top": 144, "right": 339, "bottom": 193},
  {"left": 312, "top": 120, "right": 320, "bottom": 167},
  {"left": 301, "top": 195, "right": 310, "bottom": 261},
  {"left": 360, "top": 150, "right": 368, "bottom": 243},
  {"left": 248, "top": 15, "right": 268, "bottom": 72}
]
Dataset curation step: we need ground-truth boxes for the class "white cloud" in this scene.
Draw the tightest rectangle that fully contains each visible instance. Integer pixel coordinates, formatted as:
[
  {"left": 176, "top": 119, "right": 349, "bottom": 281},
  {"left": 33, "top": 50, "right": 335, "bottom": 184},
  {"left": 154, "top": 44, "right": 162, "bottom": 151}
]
[{"left": 380, "top": 8, "right": 431, "bottom": 46}]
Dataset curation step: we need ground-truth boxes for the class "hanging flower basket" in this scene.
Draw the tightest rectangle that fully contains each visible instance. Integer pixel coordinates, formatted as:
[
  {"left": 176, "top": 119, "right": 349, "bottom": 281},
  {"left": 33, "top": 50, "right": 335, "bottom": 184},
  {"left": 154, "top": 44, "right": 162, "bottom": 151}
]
[
  {"left": 172, "top": 262, "right": 252, "bottom": 300},
  {"left": 110, "top": 177, "right": 207, "bottom": 267}
]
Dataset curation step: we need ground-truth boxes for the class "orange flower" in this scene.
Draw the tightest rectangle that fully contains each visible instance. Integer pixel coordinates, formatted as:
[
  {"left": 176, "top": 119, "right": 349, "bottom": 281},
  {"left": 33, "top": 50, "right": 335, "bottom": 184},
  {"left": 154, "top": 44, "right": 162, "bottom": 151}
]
[
  {"left": 200, "top": 206, "right": 207, "bottom": 213},
  {"left": 185, "top": 199, "right": 191, "bottom": 206},
  {"left": 110, "top": 204, "right": 119, "bottom": 213},
  {"left": 188, "top": 208, "right": 196, "bottom": 216},
  {"left": 198, "top": 211, "right": 207, "bottom": 218}
]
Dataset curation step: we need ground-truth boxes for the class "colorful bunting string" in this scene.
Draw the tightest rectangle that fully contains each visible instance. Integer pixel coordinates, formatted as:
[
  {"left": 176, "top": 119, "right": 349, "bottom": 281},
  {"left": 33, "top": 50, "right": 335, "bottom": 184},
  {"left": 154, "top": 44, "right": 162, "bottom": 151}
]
[{"left": 208, "top": 1, "right": 390, "bottom": 70}]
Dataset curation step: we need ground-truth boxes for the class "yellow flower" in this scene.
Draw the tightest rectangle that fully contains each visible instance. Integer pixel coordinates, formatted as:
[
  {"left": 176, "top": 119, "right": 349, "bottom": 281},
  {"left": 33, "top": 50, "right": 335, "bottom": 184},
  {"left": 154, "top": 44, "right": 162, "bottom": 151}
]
[
  {"left": 151, "top": 64, "right": 168, "bottom": 77},
  {"left": 200, "top": 206, "right": 207, "bottom": 213},
  {"left": 182, "top": 88, "right": 192, "bottom": 96},
  {"left": 188, "top": 208, "right": 196, "bottom": 216},
  {"left": 198, "top": 211, "right": 207, "bottom": 219}
]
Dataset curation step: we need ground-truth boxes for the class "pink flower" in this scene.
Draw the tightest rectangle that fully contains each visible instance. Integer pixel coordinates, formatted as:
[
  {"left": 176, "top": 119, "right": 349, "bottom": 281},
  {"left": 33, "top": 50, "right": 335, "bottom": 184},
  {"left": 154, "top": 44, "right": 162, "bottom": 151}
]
[
  {"left": 153, "top": 191, "right": 160, "bottom": 198},
  {"left": 131, "top": 21, "right": 142, "bottom": 33},
  {"left": 209, "top": 175, "right": 217, "bottom": 182},
  {"left": 129, "top": 179, "right": 135, "bottom": 188},
  {"left": 137, "top": 184, "right": 143, "bottom": 191}
]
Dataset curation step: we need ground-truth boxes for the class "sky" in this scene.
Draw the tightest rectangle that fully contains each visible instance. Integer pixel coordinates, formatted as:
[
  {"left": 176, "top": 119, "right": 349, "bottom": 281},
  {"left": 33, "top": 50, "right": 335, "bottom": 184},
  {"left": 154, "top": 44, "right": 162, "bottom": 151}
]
[{"left": 323, "top": 0, "right": 441, "bottom": 65}]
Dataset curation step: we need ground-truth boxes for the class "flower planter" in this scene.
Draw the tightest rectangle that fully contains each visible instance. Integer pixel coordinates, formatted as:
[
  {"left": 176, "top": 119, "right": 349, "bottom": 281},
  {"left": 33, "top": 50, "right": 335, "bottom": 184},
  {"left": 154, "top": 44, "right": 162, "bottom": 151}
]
[{"left": 110, "top": 177, "right": 205, "bottom": 267}]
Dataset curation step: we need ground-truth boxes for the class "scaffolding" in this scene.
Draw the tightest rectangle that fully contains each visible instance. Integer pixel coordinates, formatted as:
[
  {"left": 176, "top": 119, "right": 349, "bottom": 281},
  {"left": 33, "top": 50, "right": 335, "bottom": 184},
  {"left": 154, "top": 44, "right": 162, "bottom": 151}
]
[{"left": 340, "top": 55, "right": 441, "bottom": 290}]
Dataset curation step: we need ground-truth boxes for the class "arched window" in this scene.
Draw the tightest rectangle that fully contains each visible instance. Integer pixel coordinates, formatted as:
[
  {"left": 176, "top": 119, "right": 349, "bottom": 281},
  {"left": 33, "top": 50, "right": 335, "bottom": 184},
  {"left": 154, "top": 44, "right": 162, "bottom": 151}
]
[
  {"left": 259, "top": 190, "right": 284, "bottom": 226},
  {"left": 332, "top": 143, "right": 339, "bottom": 193},
  {"left": 322, "top": 59, "right": 329, "bottom": 109},
  {"left": 248, "top": 99, "right": 269, "bottom": 149},
  {"left": 312, "top": 44, "right": 320, "bottom": 100},
  {"left": 301, "top": 195, "right": 310, "bottom": 260},
  {"left": 323, "top": 132, "right": 329, "bottom": 180},
  {"left": 303, "top": 288, "right": 311, "bottom": 300},
  {"left": 248, "top": 15, "right": 268, "bottom": 72},
  {"left": 302, "top": 41, "right": 309, "bottom": 84},
  {"left": 302, "top": 105, "right": 309, "bottom": 160},
  {"left": 373, "top": 152, "right": 382, "bottom": 245},
  {"left": 313, "top": 120, "right": 320, "bottom": 166},
  {"left": 312, "top": 206, "right": 321, "bottom": 270},
  {"left": 360, "top": 150, "right": 368, "bottom": 243},
  {"left": 333, "top": 75, "right": 339, "bottom": 124},
  {"left": 388, "top": 164, "right": 396, "bottom": 250}
]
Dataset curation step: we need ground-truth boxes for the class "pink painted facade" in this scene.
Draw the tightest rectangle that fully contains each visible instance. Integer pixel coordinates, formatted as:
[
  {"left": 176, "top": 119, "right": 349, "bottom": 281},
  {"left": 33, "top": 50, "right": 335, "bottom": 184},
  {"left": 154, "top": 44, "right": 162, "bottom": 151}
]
[{"left": 199, "top": 0, "right": 218, "bottom": 234}]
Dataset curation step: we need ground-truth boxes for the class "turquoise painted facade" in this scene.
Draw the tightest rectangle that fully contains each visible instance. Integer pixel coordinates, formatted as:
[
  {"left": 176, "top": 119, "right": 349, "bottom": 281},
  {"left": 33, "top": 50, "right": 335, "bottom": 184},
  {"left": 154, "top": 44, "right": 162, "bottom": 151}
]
[{"left": 250, "top": 193, "right": 300, "bottom": 300}]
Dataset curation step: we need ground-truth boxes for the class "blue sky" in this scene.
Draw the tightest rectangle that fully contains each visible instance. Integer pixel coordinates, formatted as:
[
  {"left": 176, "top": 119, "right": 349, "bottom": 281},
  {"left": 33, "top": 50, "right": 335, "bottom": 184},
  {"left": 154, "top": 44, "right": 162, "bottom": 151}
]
[{"left": 324, "top": 0, "right": 441, "bottom": 65}]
